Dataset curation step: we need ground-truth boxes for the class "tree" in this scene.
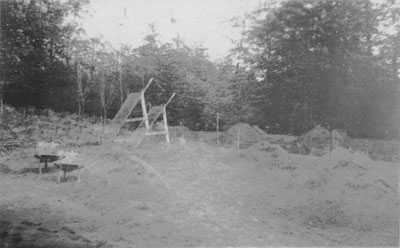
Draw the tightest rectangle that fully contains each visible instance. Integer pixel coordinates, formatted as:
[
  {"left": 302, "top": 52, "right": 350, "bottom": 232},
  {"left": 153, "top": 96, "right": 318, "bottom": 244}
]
[
  {"left": 246, "top": 0, "right": 399, "bottom": 138},
  {"left": 92, "top": 44, "right": 120, "bottom": 121},
  {"left": 0, "top": 0, "right": 88, "bottom": 111},
  {"left": 117, "top": 28, "right": 226, "bottom": 130}
]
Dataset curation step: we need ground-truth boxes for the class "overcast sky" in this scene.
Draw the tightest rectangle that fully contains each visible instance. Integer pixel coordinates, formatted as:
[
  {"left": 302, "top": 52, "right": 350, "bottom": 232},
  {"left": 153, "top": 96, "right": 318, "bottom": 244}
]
[{"left": 79, "top": 0, "right": 264, "bottom": 60}]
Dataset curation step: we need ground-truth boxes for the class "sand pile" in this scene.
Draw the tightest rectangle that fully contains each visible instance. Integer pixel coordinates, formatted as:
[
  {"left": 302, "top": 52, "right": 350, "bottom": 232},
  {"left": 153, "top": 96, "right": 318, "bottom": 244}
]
[
  {"left": 298, "top": 125, "right": 332, "bottom": 156},
  {"left": 251, "top": 126, "right": 269, "bottom": 139},
  {"left": 36, "top": 141, "right": 60, "bottom": 155},
  {"left": 279, "top": 150, "right": 399, "bottom": 231},
  {"left": 331, "top": 129, "right": 350, "bottom": 148},
  {"left": 225, "top": 123, "right": 267, "bottom": 148},
  {"left": 355, "top": 139, "right": 400, "bottom": 162}
]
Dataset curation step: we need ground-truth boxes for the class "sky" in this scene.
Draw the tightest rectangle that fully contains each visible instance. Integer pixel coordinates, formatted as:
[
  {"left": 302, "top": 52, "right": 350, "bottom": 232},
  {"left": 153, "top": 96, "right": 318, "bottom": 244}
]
[{"left": 78, "top": 0, "right": 264, "bottom": 60}]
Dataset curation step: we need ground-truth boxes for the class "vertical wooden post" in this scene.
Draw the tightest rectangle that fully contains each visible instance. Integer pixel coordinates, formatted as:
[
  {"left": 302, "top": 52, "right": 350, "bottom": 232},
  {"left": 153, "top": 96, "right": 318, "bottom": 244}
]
[
  {"left": 141, "top": 91, "right": 149, "bottom": 129},
  {"left": 237, "top": 127, "right": 240, "bottom": 154},
  {"left": 163, "top": 105, "right": 170, "bottom": 143},
  {"left": 57, "top": 166, "right": 62, "bottom": 184},
  {"left": 0, "top": 81, "right": 3, "bottom": 118},
  {"left": 119, "top": 57, "right": 123, "bottom": 107},
  {"left": 77, "top": 169, "right": 81, "bottom": 184},
  {"left": 0, "top": 81, "right": 3, "bottom": 117},
  {"left": 216, "top": 112, "right": 220, "bottom": 144}
]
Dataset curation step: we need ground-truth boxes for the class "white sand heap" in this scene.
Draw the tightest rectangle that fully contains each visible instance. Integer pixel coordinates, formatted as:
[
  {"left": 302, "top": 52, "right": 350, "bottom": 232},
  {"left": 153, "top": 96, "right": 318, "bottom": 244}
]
[
  {"left": 36, "top": 141, "right": 60, "bottom": 154},
  {"left": 57, "top": 150, "right": 79, "bottom": 164}
]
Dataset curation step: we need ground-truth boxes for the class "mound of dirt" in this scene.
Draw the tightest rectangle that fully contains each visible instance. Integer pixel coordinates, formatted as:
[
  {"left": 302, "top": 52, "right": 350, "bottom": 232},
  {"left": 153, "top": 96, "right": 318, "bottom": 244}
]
[
  {"left": 251, "top": 125, "right": 269, "bottom": 139},
  {"left": 349, "top": 138, "right": 400, "bottom": 162},
  {"left": 331, "top": 129, "right": 350, "bottom": 148},
  {"left": 249, "top": 140, "right": 287, "bottom": 155},
  {"left": 282, "top": 140, "right": 310, "bottom": 155},
  {"left": 280, "top": 153, "right": 399, "bottom": 233},
  {"left": 225, "top": 123, "right": 266, "bottom": 148},
  {"left": 298, "top": 125, "right": 332, "bottom": 156}
]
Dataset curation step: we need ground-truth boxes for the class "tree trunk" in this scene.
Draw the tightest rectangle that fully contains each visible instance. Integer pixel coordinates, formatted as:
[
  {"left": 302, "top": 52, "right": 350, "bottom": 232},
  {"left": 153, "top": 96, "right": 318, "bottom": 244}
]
[
  {"left": 392, "top": 33, "right": 399, "bottom": 81},
  {"left": 216, "top": 112, "right": 220, "bottom": 144},
  {"left": 0, "top": 81, "right": 3, "bottom": 117},
  {"left": 119, "top": 62, "right": 124, "bottom": 107},
  {"left": 76, "top": 62, "right": 81, "bottom": 115},
  {"left": 78, "top": 101, "right": 81, "bottom": 116},
  {"left": 120, "top": 74, "right": 123, "bottom": 107},
  {"left": 365, "top": 1, "right": 372, "bottom": 55}
]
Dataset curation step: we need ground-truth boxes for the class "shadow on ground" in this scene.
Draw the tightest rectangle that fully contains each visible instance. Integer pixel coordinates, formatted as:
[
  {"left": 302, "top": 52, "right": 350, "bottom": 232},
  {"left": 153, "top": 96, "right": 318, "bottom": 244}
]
[{"left": 0, "top": 206, "right": 108, "bottom": 248}]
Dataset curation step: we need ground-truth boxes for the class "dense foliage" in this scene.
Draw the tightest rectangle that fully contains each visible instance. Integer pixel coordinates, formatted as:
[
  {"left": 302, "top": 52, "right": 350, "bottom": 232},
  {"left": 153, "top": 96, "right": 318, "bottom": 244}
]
[
  {"left": 1, "top": 0, "right": 399, "bottom": 138},
  {"left": 247, "top": 0, "right": 399, "bottom": 138}
]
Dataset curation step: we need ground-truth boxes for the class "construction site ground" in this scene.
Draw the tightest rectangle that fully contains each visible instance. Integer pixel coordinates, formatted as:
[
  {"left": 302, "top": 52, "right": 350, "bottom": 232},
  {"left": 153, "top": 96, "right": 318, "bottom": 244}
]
[{"left": 0, "top": 131, "right": 399, "bottom": 247}]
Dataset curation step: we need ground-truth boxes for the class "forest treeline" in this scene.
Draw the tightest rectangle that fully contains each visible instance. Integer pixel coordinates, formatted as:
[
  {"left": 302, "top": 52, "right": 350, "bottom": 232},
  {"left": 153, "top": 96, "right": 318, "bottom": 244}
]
[{"left": 1, "top": 0, "right": 399, "bottom": 138}]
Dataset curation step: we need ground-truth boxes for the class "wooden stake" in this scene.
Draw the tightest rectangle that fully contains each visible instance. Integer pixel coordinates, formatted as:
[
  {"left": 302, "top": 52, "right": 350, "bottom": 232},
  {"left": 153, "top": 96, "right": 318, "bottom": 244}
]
[
  {"left": 77, "top": 169, "right": 81, "bottom": 184},
  {"left": 141, "top": 91, "right": 150, "bottom": 129},
  {"left": 216, "top": 112, "right": 220, "bottom": 144},
  {"left": 143, "top": 78, "right": 154, "bottom": 92},
  {"left": 165, "top": 92, "right": 176, "bottom": 107},
  {"left": 0, "top": 81, "right": 3, "bottom": 117},
  {"left": 163, "top": 105, "right": 170, "bottom": 143},
  {"left": 237, "top": 127, "right": 240, "bottom": 154},
  {"left": 58, "top": 166, "right": 62, "bottom": 184}
]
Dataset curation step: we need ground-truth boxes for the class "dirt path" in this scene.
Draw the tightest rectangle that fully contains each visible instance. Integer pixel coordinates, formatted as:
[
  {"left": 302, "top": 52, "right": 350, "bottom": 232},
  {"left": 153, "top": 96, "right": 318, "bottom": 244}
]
[{"left": 0, "top": 142, "right": 398, "bottom": 247}]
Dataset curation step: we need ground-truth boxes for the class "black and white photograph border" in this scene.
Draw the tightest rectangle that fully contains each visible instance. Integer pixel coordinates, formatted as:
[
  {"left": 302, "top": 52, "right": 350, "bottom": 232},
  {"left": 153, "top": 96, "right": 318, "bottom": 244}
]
[{"left": 0, "top": 0, "right": 399, "bottom": 247}]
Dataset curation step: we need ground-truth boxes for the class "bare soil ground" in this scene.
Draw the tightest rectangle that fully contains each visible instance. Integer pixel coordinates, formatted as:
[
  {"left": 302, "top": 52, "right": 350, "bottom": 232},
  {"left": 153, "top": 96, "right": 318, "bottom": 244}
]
[{"left": 0, "top": 134, "right": 398, "bottom": 247}]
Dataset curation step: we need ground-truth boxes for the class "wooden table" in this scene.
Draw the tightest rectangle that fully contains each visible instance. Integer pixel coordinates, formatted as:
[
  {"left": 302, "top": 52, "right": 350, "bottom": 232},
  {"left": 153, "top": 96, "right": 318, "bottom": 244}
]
[
  {"left": 34, "top": 154, "right": 60, "bottom": 174},
  {"left": 54, "top": 163, "right": 81, "bottom": 183}
]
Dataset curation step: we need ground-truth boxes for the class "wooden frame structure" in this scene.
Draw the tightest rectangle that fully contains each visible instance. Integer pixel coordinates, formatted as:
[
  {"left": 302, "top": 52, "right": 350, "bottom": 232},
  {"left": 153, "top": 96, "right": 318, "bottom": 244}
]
[
  {"left": 143, "top": 93, "right": 176, "bottom": 143},
  {"left": 108, "top": 78, "right": 175, "bottom": 144},
  {"left": 123, "top": 78, "right": 153, "bottom": 129}
]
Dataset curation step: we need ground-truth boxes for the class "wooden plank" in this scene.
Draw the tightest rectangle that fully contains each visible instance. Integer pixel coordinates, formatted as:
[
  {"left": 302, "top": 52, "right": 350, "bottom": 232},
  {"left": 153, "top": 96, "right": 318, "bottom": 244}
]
[
  {"left": 125, "top": 117, "right": 145, "bottom": 122},
  {"left": 163, "top": 106, "right": 170, "bottom": 143},
  {"left": 138, "top": 105, "right": 164, "bottom": 130},
  {"left": 143, "top": 78, "right": 154, "bottom": 92},
  {"left": 145, "top": 131, "right": 168, "bottom": 136},
  {"left": 165, "top": 93, "right": 176, "bottom": 107},
  {"left": 140, "top": 91, "right": 149, "bottom": 129},
  {"left": 112, "top": 92, "right": 142, "bottom": 124},
  {"left": 107, "top": 92, "right": 142, "bottom": 135}
]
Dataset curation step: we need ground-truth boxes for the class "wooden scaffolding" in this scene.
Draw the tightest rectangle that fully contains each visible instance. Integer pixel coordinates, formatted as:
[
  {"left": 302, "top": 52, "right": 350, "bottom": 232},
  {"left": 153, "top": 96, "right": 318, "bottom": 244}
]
[{"left": 107, "top": 78, "right": 175, "bottom": 144}]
